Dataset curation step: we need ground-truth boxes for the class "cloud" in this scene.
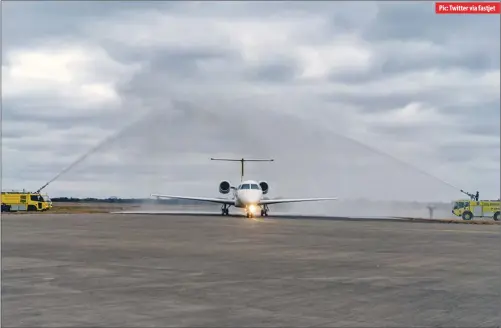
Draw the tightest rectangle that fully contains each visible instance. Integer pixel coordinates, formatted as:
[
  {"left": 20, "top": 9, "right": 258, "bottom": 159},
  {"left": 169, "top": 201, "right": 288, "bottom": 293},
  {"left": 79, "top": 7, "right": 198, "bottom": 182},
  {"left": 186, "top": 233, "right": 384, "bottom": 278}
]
[
  {"left": 2, "top": 42, "right": 141, "bottom": 112},
  {"left": 2, "top": 2, "right": 499, "bottom": 204}
]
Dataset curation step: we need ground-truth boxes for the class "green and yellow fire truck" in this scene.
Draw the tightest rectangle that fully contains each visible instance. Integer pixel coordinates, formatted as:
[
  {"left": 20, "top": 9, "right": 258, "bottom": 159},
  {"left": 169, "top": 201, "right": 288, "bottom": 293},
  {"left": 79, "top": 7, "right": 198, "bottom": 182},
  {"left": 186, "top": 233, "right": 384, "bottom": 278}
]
[
  {"left": 452, "top": 199, "right": 500, "bottom": 221},
  {"left": 1, "top": 191, "right": 52, "bottom": 212}
]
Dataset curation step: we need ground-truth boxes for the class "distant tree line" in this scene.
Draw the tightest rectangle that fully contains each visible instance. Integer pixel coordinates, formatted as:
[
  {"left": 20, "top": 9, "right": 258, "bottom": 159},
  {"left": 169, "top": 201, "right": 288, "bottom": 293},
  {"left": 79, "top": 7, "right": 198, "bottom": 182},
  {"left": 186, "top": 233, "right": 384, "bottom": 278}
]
[{"left": 50, "top": 197, "right": 202, "bottom": 205}]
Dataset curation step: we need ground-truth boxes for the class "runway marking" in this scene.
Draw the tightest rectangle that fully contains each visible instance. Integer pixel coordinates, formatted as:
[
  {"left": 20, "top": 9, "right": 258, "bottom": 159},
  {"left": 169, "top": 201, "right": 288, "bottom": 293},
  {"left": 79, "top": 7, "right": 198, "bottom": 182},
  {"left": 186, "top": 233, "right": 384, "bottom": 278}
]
[
  {"left": 430, "top": 229, "right": 499, "bottom": 234},
  {"left": 373, "top": 227, "right": 499, "bottom": 235},
  {"left": 243, "top": 217, "right": 498, "bottom": 230}
]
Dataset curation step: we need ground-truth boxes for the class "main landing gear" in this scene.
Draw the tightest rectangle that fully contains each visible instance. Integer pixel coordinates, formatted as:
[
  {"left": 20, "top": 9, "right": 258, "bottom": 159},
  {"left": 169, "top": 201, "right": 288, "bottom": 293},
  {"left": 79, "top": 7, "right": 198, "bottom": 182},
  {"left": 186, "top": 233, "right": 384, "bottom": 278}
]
[
  {"left": 221, "top": 204, "right": 231, "bottom": 216},
  {"left": 260, "top": 205, "right": 269, "bottom": 217}
]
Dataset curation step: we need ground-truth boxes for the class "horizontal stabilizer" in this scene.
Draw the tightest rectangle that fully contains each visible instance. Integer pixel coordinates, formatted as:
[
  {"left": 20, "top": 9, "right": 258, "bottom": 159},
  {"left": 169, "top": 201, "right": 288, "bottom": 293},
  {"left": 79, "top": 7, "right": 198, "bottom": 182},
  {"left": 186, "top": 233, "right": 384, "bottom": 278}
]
[{"left": 211, "top": 158, "right": 274, "bottom": 162}]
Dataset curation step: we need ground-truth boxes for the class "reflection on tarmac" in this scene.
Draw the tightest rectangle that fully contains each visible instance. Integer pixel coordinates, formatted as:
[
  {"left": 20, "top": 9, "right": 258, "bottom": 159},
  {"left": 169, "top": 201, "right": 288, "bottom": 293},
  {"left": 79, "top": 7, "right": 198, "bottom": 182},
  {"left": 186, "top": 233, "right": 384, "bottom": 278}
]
[
  {"left": 110, "top": 210, "right": 501, "bottom": 225},
  {"left": 111, "top": 210, "right": 417, "bottom": 222}
]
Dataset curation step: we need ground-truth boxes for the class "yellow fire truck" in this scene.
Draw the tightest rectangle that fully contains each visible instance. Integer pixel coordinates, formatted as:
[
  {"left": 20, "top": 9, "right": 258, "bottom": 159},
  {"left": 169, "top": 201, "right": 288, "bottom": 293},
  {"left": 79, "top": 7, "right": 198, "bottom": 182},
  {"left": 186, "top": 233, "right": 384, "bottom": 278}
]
[
  {"left": 452, "top": 199, "right": 500, "bottom": 221},
  {"left": 1, "top": 191, "right": 52, "bottom": 212}
]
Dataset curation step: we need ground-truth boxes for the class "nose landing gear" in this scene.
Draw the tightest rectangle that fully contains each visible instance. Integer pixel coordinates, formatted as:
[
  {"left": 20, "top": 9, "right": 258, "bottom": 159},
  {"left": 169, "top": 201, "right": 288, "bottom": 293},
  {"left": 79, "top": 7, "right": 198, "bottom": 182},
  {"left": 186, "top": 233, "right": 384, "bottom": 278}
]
[
  {"left": 245, "top": 206, "right": 255, "bottom": 218},
  {"left": 243, "top": 205, "right": 269, "bottom": 218}
]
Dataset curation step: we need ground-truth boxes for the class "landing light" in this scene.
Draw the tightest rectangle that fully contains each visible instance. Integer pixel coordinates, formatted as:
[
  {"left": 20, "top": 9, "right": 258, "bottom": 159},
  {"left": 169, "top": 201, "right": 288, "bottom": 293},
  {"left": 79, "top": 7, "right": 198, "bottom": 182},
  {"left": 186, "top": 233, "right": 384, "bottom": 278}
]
[{"left": 248, "top": 204, "right": 258, "bottom": 213}]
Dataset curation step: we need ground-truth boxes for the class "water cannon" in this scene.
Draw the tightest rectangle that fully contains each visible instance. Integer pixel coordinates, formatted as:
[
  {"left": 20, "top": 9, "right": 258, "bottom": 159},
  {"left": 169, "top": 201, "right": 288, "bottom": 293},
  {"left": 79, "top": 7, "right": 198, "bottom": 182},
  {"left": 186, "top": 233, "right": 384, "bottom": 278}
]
[
  {"left": 460, "top": 189, "right": 479, "bottom": 201},
  {"left": 36, "top": 181, "right": 51, "bottom": 194}
]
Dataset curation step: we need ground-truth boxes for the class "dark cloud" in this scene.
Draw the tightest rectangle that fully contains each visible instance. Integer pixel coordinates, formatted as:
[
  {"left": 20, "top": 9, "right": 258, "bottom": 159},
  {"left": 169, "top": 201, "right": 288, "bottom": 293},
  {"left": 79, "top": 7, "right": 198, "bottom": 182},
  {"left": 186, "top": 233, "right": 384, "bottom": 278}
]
[
  {"left": 329, "top": 44, "right": 498, "bottom": 87},
  {"left": 136, "top": 48, "right": 237, "bottom": 81},
  {"left": 440, "top": 101, "right": 500, "bottom": 137},
  {"left": 463, "top": 123, "right": 500, "bottom": 137},
  {"left": 348, "top": 3, "right": 501, "bottom": 85},
  {"left": 367, "top": 125, "right": 432, "bottom": 139},
  {"left": 320, "top": 90, "right": 438, "bottom": 114},
  {"left": 244, "top": 60, "right": 299, "bottom": 83},
  {"left": 363, "top": 2, "right": 500, "bottom": 43},
  {"left": 437, "top": 100, "right": 499, "bottom": 118},
  {"left": 1, "top": 1, "right": 186, "bottom": 61},
  {"left": 378, "top": 49, "right": 498, "bottom": 75},
  {"left": 435, "top": 142, "right": 500, "bottom": 164},
  {"left": 324, "top": 73, "right": 499, "bottom": 118},
  {"left": 1, "top": 99, "right": 124, "bottom": 131}
]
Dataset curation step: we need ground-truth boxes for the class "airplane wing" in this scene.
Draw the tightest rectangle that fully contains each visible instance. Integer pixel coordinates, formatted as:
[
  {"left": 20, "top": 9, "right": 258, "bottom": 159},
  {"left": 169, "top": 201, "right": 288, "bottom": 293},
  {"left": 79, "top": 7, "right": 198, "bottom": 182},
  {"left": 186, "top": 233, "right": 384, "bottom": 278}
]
[
  {"left": 150, "top": 194, "right": 234, "bottom": 205},
  {"left": 258, "top": 197, "right": 338, "bottom": 205}
]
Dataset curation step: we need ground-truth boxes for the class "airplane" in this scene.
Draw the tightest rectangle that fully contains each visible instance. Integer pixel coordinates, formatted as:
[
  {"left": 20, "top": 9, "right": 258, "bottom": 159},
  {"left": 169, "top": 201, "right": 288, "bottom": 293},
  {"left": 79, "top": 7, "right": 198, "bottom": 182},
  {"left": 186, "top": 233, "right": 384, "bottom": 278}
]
[{"left": 151, "top": 158, "right": 338, "bottom": 218}]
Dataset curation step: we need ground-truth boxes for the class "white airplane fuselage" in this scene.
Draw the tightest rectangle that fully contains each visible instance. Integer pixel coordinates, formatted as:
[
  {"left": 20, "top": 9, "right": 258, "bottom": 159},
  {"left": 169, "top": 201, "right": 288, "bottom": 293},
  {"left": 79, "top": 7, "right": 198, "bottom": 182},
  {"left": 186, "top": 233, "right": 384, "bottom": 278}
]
[{"left": 233, "top": 179, "right": 263, "bottom": 208}]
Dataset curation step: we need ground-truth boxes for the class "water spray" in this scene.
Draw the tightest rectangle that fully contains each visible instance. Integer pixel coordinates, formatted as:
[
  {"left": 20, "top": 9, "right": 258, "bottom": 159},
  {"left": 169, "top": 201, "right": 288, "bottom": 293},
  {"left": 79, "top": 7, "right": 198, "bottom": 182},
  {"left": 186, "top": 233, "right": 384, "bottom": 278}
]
[
  {"left": 35, "top": 111, "right": 154, "bottom": 194},
  {"left": 302, "top": 116, "right": 465, "bottom": 194}
]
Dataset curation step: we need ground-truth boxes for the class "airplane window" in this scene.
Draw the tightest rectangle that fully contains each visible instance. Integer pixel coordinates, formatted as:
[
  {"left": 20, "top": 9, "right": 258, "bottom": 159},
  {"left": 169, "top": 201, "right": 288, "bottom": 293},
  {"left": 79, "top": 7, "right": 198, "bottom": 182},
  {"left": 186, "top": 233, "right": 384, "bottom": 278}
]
[
  {"left": 251, "top": 184, "right": 260, "bottom": 190},
  {"left": 241, "top": 184, "right": 250, "bottom": 189}
]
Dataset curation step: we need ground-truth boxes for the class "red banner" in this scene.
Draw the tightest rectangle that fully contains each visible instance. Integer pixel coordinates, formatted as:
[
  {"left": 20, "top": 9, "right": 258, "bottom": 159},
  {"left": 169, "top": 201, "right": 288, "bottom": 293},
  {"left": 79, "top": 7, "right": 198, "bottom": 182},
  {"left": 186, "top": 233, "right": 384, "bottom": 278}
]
[{"left": 435, "top": 2, "right": 501, "bottom": 14}]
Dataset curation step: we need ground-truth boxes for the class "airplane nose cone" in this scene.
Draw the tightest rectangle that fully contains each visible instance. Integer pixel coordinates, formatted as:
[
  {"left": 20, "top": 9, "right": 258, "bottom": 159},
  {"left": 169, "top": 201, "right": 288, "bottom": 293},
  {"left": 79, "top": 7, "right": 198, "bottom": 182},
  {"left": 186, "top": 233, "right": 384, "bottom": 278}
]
[{"left": 239, "top": 191, "right": 260, "bottom": 204}]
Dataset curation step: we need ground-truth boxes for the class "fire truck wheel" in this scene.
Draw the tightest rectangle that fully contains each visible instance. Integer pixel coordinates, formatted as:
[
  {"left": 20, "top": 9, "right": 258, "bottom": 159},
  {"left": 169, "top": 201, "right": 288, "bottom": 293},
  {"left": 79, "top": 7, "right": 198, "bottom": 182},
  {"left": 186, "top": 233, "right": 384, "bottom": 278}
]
[
  {"left": 462, "top": 211, "right": 473, "bottom": 220},
  {"left": 494, "top": 212, "right": 500, "bottom": 221}
]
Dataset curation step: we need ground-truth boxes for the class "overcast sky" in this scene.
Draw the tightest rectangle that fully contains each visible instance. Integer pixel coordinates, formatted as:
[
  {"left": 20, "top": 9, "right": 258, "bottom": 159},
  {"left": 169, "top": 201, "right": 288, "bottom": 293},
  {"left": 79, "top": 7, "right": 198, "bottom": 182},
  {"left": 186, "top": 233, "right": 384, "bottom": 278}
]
[{"left": 2, "top": 1, "right": 500, "bottom": 203}]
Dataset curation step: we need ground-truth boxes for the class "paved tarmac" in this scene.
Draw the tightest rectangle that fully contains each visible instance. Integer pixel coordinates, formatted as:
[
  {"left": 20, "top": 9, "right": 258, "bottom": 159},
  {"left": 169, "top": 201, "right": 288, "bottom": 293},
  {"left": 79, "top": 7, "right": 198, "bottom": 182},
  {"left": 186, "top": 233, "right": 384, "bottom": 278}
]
[{"left": 2, "top": 213, "right": 500, "bottom": 327}]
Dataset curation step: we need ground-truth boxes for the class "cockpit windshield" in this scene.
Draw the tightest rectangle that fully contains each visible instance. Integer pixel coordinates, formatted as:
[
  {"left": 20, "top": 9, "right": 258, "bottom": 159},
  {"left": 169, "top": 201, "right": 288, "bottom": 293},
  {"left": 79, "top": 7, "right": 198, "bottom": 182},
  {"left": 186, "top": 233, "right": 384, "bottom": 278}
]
[{"left": 239, "top": 184, "right": 260, "bottom": 190}]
